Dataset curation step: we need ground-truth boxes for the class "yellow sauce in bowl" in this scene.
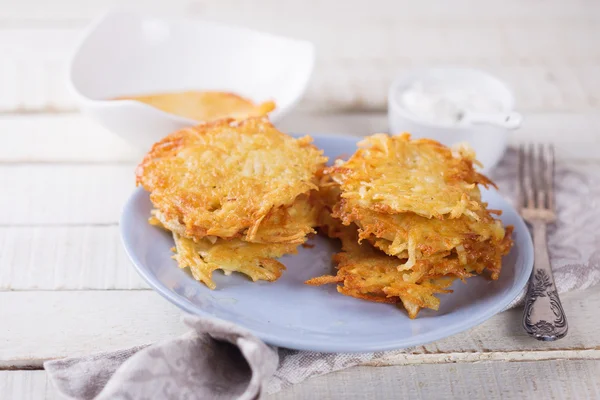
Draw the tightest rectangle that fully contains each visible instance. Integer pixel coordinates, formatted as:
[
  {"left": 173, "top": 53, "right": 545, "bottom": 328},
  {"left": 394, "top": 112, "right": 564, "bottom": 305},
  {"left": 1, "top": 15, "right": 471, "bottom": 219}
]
[{"left": 116, "top": 91, "right": 275, "bottom": 122}]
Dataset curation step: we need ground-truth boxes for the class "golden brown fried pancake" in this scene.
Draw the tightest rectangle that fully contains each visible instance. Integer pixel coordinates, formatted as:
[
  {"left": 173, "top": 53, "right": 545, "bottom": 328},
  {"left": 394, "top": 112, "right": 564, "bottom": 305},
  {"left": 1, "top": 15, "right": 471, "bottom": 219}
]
[
  {"left": 306, "top": 213, "right": 512, "bottom": 318},
  {"left": 249, "top": 194, "right": 318, "bottom": 244},
  {"left": 306, "top": 156, "right": 513, "bottom": 318},
  {"left": 137, "top": 117, "right": 327, "bottom": 242},
  {"left": 369, "top": 226, "right": 513, "bottom": 281},
  {"left": 305, "top": 218, "right": 458, "bottom": 319},
  {"left": 328, "top": 133, "right": 493, "bottom": 220},
  {"left": 118, "top": 91, "right": 275, "bottom": 122},
  {"left": 152, "top": 193, "right": 318, "bottom": 245},
  {"left": 334, "top": 196, "right": 507, "bottom": 269},
  {"left": 172, "top": 232, "right": 295, "bottom": 290}
]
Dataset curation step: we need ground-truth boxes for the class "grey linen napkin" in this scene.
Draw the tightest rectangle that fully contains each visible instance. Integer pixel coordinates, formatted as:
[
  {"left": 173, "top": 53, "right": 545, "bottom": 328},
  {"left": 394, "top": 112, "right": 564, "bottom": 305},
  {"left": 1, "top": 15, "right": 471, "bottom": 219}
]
[
  {"left": 45, "top": 149, "right": 600, "bottom": 399},
  {"left": 45, "top": 317, "right": 279, "bottom": 400}
]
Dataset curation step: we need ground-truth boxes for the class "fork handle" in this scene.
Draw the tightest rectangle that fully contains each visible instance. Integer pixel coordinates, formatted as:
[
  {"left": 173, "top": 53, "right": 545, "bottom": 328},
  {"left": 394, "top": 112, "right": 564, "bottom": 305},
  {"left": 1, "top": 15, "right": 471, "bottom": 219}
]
[{"left": 522, "top": 221, "right": 568, "bottom": 341}]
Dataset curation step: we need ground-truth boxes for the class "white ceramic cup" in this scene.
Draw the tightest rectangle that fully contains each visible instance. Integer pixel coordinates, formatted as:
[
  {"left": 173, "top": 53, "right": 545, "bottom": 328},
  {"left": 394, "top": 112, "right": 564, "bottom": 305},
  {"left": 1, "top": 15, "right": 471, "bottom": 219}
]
[{"left": 388, "top": 67, "right": 520, "bottom": 172}]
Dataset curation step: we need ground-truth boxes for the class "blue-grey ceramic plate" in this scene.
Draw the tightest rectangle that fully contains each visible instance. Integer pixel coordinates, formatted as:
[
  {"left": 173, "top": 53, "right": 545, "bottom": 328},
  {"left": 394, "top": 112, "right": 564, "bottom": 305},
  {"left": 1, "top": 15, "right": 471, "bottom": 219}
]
[{"left": 120, "top": 134, "right": 533, "bottom": 353}]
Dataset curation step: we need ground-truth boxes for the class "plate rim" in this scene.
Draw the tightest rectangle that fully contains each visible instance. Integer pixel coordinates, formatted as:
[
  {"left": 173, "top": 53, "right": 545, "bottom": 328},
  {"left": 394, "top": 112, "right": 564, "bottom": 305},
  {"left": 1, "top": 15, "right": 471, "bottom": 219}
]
[{"left": 120, "top": 134, "right": 534, "bottom": 353}]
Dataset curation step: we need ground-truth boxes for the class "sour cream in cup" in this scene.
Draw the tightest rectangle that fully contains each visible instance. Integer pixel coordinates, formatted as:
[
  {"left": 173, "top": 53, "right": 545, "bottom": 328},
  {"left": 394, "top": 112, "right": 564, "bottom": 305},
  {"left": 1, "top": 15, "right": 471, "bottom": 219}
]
[{"left": 388, "top": 67, "right": 521, "bottom": 171}]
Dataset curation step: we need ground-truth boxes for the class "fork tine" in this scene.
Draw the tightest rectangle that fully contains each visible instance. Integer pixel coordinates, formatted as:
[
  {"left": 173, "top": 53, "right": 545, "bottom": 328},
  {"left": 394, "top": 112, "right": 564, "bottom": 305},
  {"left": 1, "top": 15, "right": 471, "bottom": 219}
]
[
  {"left": 537, "top": 143, "right": 547, "bottom": 209},
  {"left": 519, "top": 144, "right": 535, "bottom": 209},
  {"left": 528, "top": 143, "right": 538, "bottom": 208},
  {"left": 527, "top": 144, "right": 537, "bottom": 208},
  {"left": 520, "top": 143, "right": 555, "bottom": 211},
  {"left": 547, "top": 144, "right": 555, "bottom": 210}
]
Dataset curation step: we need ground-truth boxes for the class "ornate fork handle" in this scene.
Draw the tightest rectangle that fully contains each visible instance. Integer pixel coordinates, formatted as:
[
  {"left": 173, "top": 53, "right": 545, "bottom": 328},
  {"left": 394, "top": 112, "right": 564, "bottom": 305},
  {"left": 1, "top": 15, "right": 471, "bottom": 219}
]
[{"left": 522, "top": 220, "right": 568, "bottom": 341}]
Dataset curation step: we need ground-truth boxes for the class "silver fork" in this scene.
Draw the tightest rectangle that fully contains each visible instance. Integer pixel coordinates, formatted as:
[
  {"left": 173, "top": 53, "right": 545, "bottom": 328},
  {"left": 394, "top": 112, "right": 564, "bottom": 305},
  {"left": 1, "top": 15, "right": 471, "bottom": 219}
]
[{"left": 519, "top": 144, "right": 568, "bottom": 341}]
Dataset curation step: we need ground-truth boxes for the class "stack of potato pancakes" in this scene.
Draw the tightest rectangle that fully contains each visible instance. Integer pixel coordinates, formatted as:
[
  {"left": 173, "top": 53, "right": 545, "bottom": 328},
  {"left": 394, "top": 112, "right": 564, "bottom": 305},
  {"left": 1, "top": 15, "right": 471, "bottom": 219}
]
[
  {"left": 136, "top": 116, "right": 327, "bottom": 289},
  {"left": 136, "top": 118, "right": 514, "bottom": 319},
  {"left": 306, "top": 134, "right": 513, "bottom": 318}
]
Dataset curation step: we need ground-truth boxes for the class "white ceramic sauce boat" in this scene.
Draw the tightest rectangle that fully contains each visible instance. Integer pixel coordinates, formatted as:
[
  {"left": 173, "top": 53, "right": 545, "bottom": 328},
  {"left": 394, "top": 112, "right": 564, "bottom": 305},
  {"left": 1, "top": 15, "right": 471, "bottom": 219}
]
[{"left": 69, "top": 11, "right": 315, "bottom": 150}]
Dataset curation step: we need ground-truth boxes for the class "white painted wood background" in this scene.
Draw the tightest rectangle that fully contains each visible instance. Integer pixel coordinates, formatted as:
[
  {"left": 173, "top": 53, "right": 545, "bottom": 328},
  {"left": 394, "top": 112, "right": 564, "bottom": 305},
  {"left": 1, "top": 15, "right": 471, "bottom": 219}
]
[
  {"left": 0, "top": 0, "right": 599, "bottom": 399},
  {"left": 0, "top": 0, "right": 599, "bottom": 112}
]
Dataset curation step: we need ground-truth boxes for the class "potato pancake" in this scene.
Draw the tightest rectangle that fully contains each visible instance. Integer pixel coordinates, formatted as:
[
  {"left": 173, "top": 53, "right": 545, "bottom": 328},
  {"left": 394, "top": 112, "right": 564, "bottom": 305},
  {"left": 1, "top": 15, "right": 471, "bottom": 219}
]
[
  {"left": 327, "top": 133, "right": 493, "bottom": 220},
  {"left": 137, "top": 117, "right": 327, "bottom": 242},
  {"left": 334, "top": 196, "right": 506, "bottom": 269},
  {"left": 370, "top": 226, "right": 514, "bottom": 281},
  {"left": 172, "top": 232, "right": 295, "bottom": 290},
  {"left": 306, "top": 213, "right": 512, "bottom": 318},
  {"left": 305, "top": 218, "right": 458, "bottom": 319},
  {"left": 152, "top": 193, "right": 317, "bottom": 245},
  {"left": 306, "top": 138, "right": 513, "bottom": 318}
]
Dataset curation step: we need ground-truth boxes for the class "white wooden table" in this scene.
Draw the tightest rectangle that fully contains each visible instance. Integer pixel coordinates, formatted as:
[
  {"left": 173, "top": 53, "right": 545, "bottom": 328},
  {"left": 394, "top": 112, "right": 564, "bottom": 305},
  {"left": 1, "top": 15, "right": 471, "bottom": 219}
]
[
  {"left": 1, "top": 1, "right": 600, "bottom": 398},
  {"left": 1, "top": 111, "right": 599, "bottom": 399}
]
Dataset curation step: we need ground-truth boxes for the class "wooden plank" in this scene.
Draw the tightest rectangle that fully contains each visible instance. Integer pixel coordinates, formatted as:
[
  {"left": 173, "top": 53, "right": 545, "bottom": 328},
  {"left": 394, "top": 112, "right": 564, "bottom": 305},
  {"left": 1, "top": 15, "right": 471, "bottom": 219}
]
[
  {"left": 0, "top": 291, "right": 187, "bottom": 368},
  {"left": 0, "top": 113, "right": 361, "bottom": 163},
  {"left": 2, "top": 360, "right": 599, "bottom": 400},
  {"left": 0, "top": 1, "right": 599, "bottom": 112},
  {"left": 1, "top": 113, "right": 600, "bottom": 164},
  {"left": 0, "top": 115, "right": 138, "bottom": 163},
  {"left": 1, "top": 0, "right": 597, "bottom": 21},
  {"left": 0, "top": 28, "right": 77, "bottom": 112},
  {"left": 0, "top": 164, "right": 134, "bottom": 225},
  {"left": 0, "top": 371, "right": 59, "bottom": 400},
  {"left": 0, "top": 289, "right": 599, "bottom": 368},
  {"left": 0, "top": 226, "right": 146, "bottom": 290},
  {"left": 268, "top": 361, "right": 600, "bottom": 400}
]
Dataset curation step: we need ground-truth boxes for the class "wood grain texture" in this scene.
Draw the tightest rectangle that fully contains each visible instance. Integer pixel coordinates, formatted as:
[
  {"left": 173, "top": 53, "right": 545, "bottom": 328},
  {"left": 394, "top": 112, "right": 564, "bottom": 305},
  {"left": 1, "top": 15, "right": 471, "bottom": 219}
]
[
  {"left": 0, "top": 28, "right": 76, "bottom": 113},
  {"left": 0, "top": 114, "right": 138, "bottom": 163},
  {"left": 0, "top": 226, "right": 146, "bottom": 290},
  {"left": 2, "top": 0, "right": 597, "bottom": 20},
  {"left": 0, "top": 289, "right": 598, "bottom": 368},
  {"left": 0, "top": 164, "right": 133, "bottom": 225},
  {"left": 268, "top": 361, "right": 600, "bottom": 400},
  {"left": 0, "top": 291, "right": 187, "bottom": 368},
  {"left": 0, "top": 371, "right": 60, "bottom": 400},
  {"left": 2, "top": 360, "right": 600, "bottom": 400},
  {"left": 1, "top": 112, "right": 600, "bottom": 164},
  {"left": 0, "top": 0, "right": 599, "bottom": 111}
]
